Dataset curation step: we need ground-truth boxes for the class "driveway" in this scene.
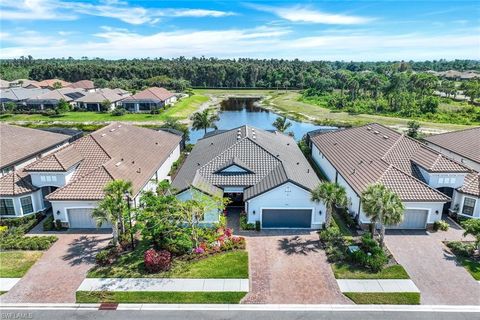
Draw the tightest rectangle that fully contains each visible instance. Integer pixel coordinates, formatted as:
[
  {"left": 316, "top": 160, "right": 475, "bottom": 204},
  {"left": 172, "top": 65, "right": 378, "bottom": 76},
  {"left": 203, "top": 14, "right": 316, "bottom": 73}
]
[
  {"left": 385, "top": 219, "right": 479, "bottom": 305},
  {"left": 1, "top": 231, "right": 110, "bottom": 303},
  {"left": 242, "top": 231, "right": 351, "bottom": 304}
]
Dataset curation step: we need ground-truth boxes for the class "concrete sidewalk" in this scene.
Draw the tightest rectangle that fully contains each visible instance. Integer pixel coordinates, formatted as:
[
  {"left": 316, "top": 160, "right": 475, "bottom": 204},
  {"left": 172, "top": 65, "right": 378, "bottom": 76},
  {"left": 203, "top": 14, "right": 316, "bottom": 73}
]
[
  {"left": 0, "top": 278, "right": 21, "bottom": 291},
  {"left": 337, "top": 279, "right": 420, "bottom": 293},
  {"left": 78, "top": 278, "right": 249, "bottom": 292}
]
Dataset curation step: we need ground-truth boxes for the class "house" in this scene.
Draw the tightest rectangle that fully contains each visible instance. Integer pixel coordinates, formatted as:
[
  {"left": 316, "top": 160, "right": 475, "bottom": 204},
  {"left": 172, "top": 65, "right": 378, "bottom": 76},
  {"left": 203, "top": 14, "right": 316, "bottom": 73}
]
[
  {"left": 0, "top": 79, "right": 10, "bottom": 89},
  {"left": 25, "top": 88, "right": 86, "bottom": 109},
  {"left": 424, "top": 127, "right": 480, "bottom": 218},
  {"left": 0, "top": 87, "right": 51, "bottom": 109},
  {"left": 9, "top": 79, "right": 41, "bottom": 89},
  {"left": 0, "top": 123, "right": 72, "bottom": 176},
  {"left": 172, "top": 126, "right": 325, "bottom": 229},
  {"left": 68, "top": 80, "right": 95, "bottom": 92},
  {"left": 121, "top": 87, "right": 177, "bottom": 112},
  {"left": 37, "top": 79, "right": 71, "bottom": 89},
  {"left": 0, "top": 123, "right": 182, "bottom": 226},
  {"left": 75, "top": 88, "right": 130, "bottom": 111},
  {"left": 310, "top": 123, "right": 471, "bottom": 229}
]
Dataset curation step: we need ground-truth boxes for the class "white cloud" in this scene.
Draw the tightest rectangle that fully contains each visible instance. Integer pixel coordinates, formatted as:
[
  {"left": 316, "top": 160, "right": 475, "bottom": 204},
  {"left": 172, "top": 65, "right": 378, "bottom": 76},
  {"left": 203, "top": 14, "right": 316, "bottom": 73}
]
[
  {"left": 249, "top": 4, "right": 373, "bottom": 25},
  {"left": 1, "top": 26, "right": 478, "bottom": 61},
  {"left": 0, "top": 0, "right": 235, "bottom": 24}
]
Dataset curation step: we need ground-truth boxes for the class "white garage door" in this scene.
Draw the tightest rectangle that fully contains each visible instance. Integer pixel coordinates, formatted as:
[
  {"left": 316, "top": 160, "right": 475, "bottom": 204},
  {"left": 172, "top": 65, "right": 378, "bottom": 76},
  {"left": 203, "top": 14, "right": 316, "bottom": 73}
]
[
  {"left": 386, "top": 209, "right": 428, "bottom": 229},
  {"left": 67, "top": 208, "right": 111, "bottom": 229}
]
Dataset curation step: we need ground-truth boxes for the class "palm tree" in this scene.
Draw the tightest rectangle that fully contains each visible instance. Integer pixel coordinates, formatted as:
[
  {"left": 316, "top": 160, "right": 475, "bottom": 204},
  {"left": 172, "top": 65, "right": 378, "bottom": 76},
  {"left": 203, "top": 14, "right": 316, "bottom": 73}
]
[
  {"left": 190, "top": 109, "right": 219, "bottom": 135},
  {"left": 311, "top": 182, "right": 347, "bottom": 228},
  {"left": 272, "top": 116, "right": 292, "bottom": 133},
  {"left": 92, "top": 179, "right": 133, "bottom": 246},
  {"left": 361, "top": 184, "right": 404, "bottom": 247}
]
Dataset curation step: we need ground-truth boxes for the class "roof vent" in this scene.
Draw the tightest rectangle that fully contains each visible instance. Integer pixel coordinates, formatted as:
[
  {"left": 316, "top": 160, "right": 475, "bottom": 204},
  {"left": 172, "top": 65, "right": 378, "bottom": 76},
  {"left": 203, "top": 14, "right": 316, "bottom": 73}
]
[
  {"left": 351, "top": 168, "right": 356, "bottom": 175},
  {"left": 115, "top": 161, "right": 122, "bottom": 167},
  {"left": 373, "top": 131, "right": 379, "bottom": 134},
  {"left": 118, "top": 125, "right": 122, "bottom": 128},
  {"left": 101, "top": 133, "right": 106, "bottom": 137},
  {"left": 137, "top": 168, "right": 141, "bottom": 173},
  {"left": 287, "top": 143, "right": 290, "bottom": 146},
  {"left": 307, "top": 168, "right": 310, "bottom": 173},
  {"left": 197, "top": 162, "right": 201, "bottom": 166},
  {"left": 383, "top": 135, "right": 389, "bottom": 139},
  {"left": 132, "top": 160, "right": 135, "bottom": 164},
  {"left": 367, "top": 127, "right": 372, "bottom": 130},
  {"left": 211, "top": 142, "right": 214, "bottom": 145},
  {"left": 110, "top": 128, "right": 116, "bottom": 132},
  {"left": 276, "top": 154, "right": 280, "bottom": 157},
  {"left": 296, "top": 162, "right": 300, "bottom": 165},
  {"left": 155, "top": 142, "right": 158, "bottom": 145}
]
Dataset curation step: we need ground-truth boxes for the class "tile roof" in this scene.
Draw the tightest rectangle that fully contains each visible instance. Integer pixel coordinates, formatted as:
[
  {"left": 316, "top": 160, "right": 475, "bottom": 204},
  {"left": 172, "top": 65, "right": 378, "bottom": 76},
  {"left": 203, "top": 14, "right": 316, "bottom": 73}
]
[
  {"left": 0, "top": 123, "right": 71, "bottom": 169},
  {"left": 0, "top": 88, "right": 51, "bottom": 102},
  {"left": 26, "top": 146, "right": 84, "bottom": 172},
  {"left": 424, "top": 127, "right": 480, "bottom": 165},
  {"left": 123, "top": 87, "right": 175, "bottom": 102},
  {"left": 37, "top": 79, "right": 71, "bottom": 88},
  {"left": 68, "top": 80, "right": 95, "bottom": 90},
  {"left": 310, "top": 123, "right": 457, "bottom": 202},
  {"left": 27, "top": 88, "right": 86, "bottom": 102},
  {"left": 172, "top": 126, "right": 320, "bottom": 200},
  {"left": 44, "top": 123, "right": 181, "bottom": 201},
  {"left": 75, "top": 89, "right": 127, "bottom": 103},
  {"left": 0, "top": 171, "right": 38, "bottom": 196},
  {"left": 457, "top": 172, "right": 480, "bottom": 197}
]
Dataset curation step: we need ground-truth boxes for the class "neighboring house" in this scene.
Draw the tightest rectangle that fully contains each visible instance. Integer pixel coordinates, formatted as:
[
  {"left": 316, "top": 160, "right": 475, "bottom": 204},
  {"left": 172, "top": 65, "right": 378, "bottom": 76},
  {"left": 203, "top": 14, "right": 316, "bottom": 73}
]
[
  {"left": 310, "top": 123, "right": 471, "bottom": 230},
  {"left": 9, "top": 79, "right": 41, "bottom": 89},
  {"left": 172, "top": 126, "right": 325, "bottom": 229},
  {"left": 37, "top": 79, "right": 71, "bottom": 89},
  {"left": 424, "top": 127, "right": 480, "bottom": 219},
  {"left": 0, "top": 88, "right": 51, "bottom": 109},
  {"left": 0, "top": 124, "right": 182, "bottom": 226},
  {"left": 75, "top": 88, "right": 129, "bottom": 111},
  {"left": 68, "top": 80, "right": 95, "bottom": 92},
  {"left": 0, "top": 123, "right": 72, "bottom": 176},
  {"left": 0, "top": 79, "right": 10, "bottom": 89},
  {"left": 121, "top": 87, "right": 177, "bottom": 112},
  {"left": 25, "top": 88, "right": 85, "bottom": 109}
]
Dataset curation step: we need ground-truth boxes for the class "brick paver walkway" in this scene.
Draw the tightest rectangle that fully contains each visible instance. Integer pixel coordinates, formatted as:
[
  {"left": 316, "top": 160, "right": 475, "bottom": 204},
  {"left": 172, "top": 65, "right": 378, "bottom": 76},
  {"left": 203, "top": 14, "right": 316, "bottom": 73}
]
[
  {"left": 0, "top": 232, "right": 110, "bottom": 303},
  {"left": 242, "top": 231, "right": 351, "bottom": 304},
  {"left": 385, "top": 218, "right": 479, "bottom": 305}
]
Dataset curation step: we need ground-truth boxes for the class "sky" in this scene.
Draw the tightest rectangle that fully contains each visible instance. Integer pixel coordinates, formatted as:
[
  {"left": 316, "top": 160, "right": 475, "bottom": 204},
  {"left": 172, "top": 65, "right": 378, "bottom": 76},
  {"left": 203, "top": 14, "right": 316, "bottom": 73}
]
[{"left": 0, "top": 0, "right": 479, "bottom": 61}]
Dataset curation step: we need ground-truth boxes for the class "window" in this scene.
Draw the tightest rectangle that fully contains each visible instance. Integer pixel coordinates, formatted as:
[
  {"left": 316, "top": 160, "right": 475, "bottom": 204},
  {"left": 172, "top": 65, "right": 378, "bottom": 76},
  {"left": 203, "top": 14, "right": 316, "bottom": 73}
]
[
  {"left": 444, "top": 177, "right": 450, "bottom": 184},
  {"left": 40, "top": 176, "right": 46, "bottom": 182},
  {"left": 462, "top": 197, "right": 476, "bottom": 216},
  {"left": 450, "top": 177, "right": 456, "bottom": 184},
  {"left": 20, "top": 196, "right": 34, "bottom": 215},
  {"left": 0, "top": 199, "right": 15, "bottom": 216},
  {"left": 438, "top": 177, "right": 444, "bottom": 184}
]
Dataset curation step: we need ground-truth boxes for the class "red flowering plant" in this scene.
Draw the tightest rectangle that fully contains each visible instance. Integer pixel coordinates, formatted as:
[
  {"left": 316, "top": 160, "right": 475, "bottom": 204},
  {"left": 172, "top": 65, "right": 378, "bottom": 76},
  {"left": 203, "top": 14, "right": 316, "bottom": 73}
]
[{"left": 144, "top": 248, "right": 172, "bottom": 273}]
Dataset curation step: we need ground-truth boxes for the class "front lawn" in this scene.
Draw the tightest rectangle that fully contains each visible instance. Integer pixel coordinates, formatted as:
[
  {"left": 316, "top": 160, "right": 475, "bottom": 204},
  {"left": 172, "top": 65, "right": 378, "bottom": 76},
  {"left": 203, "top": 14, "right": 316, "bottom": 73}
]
[
  {"left": 344, "top": 292, "right": 420, "bottom": 305},
  {"left": 0, "top": 251, "right": 43, "bottom": 277},
  {"left": 456, "top": 256, "right": 480, "bottom": 280},
  {"left": 76, "top": 291, "right": 246, "bottom": 304},
  {"left": 88, "top": 247, "right": 248, "bottom": 279},
  {"left": 446, "top": 241, "right": 480, "bottom": 280},
  {"left": 333, "top": 263, "right": 410, "bottom": 279}
]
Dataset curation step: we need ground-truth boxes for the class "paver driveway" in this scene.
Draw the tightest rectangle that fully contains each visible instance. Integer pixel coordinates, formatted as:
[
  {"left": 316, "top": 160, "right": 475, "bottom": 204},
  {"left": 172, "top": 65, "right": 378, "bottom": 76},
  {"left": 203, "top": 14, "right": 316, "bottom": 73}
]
[
  {"left": 1, "top": 232, "right": 110, "bottom": 303},
  {"left": 242, "top": 231, "right": 351, "bottom": 304},
  {"left": 385, "top": 220, "right": 479, "bottom": 305}
]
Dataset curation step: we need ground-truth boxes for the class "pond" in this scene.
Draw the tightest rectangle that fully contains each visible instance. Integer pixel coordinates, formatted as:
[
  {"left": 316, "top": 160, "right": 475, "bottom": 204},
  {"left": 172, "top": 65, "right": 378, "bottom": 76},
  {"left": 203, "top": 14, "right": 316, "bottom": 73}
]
[{"left": 188, "top": 97, "right": 334, "bottom": 143}]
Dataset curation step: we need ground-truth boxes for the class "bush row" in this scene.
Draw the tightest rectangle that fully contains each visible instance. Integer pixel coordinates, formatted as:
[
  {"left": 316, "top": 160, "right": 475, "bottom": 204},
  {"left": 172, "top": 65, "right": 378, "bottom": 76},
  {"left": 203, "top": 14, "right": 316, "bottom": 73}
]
[{"left": 0, "top": 235, "right": 58, "bottom": 250}]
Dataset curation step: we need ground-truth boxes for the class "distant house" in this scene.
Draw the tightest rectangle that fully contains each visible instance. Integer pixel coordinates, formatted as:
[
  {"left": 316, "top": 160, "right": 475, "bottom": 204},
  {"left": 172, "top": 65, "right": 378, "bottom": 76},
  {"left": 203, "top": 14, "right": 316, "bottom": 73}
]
[
  {"left": 310, "top": 123, "right": 472, "bottom": 229},
  {"left": 25, "top": 88, "right": 85, "bottom": 109},
  {"left": 0, "top": 79, "right": 10, "bottom": 89},
  {"left": 0, "top": 124, "right": 182, "bottom": 225},
  {"left": 0, "top": 123, "right": 72, "bottom": 176},
  {"left": 75, "top": 88, "right": 130, "bottom": 111},
  {"left": 0, "top": 88, "right": 50, "bottom": 109},
  {"left": 37, "top": 79, "right": 71, "bottom": 89},
  {"left": 424, "top": 127, "right": 480, "bottom": 219},
  {"left": 121, "top": 87, "right": 177, "bottom": 112},
  {"left": 173, "top": 126, "right": 325, "bottom": 229},
  {"left": 9, "top": 79, "right": 41, "bottom": 89},
  {"left": 68, "top": 80, "right": 95, "bottom": 92}
]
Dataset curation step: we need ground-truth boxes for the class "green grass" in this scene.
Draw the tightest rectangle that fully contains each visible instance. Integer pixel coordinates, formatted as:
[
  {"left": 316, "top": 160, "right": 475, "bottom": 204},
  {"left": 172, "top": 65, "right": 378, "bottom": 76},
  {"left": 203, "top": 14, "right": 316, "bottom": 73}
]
[
  {"left": 0, "top": 251, "right": 43, "bottom": 277},
  {"left": 87, "top": 246, "right": 248, "bottom": 279},
  {"left": 0, "top": 94, "right": 208, "bottom": 123},
  {"left": 76, "top": 291, "right": 246, "bottom": 304},
  {"left": 344, "top": 292, "right": 420, "bottom": 305},
  {"left": 456, "top": 256, "right": 480, "bottom": 280},
  {"left": 332, "top": 211, "right": 354, "bottom": 237},
  {"left": 333, "top": 263, "right": 410, "bottom": 280}
]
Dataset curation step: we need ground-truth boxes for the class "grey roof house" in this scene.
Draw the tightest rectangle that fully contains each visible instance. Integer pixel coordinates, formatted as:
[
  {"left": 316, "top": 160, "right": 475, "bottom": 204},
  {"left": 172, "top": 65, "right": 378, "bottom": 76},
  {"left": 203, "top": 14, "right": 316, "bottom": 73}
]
[
  {"left": 173, "top": 126, "right": 326, "bottom": 229},
  {"left": 75, "top": 88, "right": 130, "bottom": 111},
  {"left": 310, "top": 123, "right": 472, "bottom": 229}
]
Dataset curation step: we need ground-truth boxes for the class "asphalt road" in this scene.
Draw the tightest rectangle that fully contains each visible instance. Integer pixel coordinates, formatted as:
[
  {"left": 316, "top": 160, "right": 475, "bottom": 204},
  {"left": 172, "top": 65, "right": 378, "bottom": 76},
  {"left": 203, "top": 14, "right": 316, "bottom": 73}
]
[{"left": 1, "top": 310, "right": 478, "bottom": 320}]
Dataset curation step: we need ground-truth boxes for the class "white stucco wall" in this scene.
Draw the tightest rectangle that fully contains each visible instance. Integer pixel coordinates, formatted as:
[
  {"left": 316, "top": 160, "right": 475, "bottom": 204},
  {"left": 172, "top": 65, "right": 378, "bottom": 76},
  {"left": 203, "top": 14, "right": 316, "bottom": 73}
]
[
  {"left": 416, "top": 166, "right": 466, "bottom": 189},
  {"left": 50, "top": 200, "right": 99, "bottom": 225},
  {"left": 246, "top": 182, "right": 326, "bottom": 229},
  {"left": 30, "top": 166, "right": 77, "bottom": 188},
  {"left": 358, "top": 201, "right": 445, "bottom": 225},
  {"left": 425, "top": 142, "right": 480, "bottom": 172},
  {"left": 451, "top": 191, "right": 480, "bottom": 219},
  {"left": 0, "top": 189, "right": 45, "bottom": 218},
  {"left": 311, "top": 144, "right": 336, "bottom": 181}
]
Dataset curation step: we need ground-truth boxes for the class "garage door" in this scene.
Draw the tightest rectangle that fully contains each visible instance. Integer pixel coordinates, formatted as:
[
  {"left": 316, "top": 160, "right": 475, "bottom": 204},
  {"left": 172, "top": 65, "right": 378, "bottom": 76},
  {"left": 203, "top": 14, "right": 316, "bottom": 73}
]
[
  {"left": 67, "top": 208, "right": 111, "bottom": 229},
  {"left": 262, "top": 209, "right": 312, "bottom": 228},
  {"left": 386, "top": 209, "right": 428, "bottom": 229}
]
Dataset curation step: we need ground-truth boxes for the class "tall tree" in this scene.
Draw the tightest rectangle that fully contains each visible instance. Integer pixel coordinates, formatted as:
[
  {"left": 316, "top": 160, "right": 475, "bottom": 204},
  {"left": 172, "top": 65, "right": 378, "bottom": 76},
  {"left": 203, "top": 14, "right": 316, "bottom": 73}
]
[
  {"left": 361, "top": 184, "right": 405, "bottom": 247},
  {"left": 272, "top": 116, "right": 292, "bottom": 133},
  {"left": 190, "top": 109, "right": 219, "bottom": 134},
  {"left": 311, "top": 182, "right": 348, "bottom": 228},
  {"left": 92, "top": 180, "right": 133, "bottom": 246}
]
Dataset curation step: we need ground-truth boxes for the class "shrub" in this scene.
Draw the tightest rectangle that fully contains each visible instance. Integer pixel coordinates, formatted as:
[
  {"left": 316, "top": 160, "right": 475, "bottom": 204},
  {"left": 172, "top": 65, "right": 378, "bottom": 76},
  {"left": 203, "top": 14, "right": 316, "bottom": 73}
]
[
  {"left": 433, "top": 220, "right": 449, "bottom": 231},
  {"left": 144, "top": 248, "right": 172, "bottom": 273},
  {"left": 0, "top": 226, "right": 7, "bottom": 235},
  {"left": 0, "top": 212, "right": 44, "bottom": 234},
  {"left": 111, "top": 108, "right": 126, "bottom": 116},
  {"left": 447, "top": 241, "right": 475, "bottom": 257},
  {"left": 43, "top": 215, "right": 55, "bottom": 231},
  {"left": 162, "top": 235, "right": 193, "bottom": 255},
  {"left": 348, "top": 233, "right": 388, "bottom": 272},
  {"left": 0, "top": 235, "right": 57, "bottom": 250},
  {"left": 95, "top": 250, "right": 112, "bottom": 266},
  {"left": 319, "top": 226, "right": 342, "bottom": 244},
  {"left": 240, "top": 214, "right": 255, "bottom": 230}
]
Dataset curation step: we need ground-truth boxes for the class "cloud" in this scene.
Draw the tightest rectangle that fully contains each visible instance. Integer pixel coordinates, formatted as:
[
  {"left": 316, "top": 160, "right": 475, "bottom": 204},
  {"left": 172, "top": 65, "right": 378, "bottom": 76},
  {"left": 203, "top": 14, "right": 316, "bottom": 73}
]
[
  {"left": 249, "top": 4, "right": 373, "bottom": 25},
  {"left": 0, "top": 0, "right": 235, "bottom": 24},
  {"left": 1, "top": 25, "right": 478, "bottom": 61}
]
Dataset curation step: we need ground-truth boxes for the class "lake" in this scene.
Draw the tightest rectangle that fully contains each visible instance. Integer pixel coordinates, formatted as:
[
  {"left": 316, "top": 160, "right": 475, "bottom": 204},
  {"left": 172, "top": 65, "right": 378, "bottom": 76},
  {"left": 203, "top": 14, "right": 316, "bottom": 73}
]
[{"left": 188, "top": 97, "right": 334, "bottom": 143}]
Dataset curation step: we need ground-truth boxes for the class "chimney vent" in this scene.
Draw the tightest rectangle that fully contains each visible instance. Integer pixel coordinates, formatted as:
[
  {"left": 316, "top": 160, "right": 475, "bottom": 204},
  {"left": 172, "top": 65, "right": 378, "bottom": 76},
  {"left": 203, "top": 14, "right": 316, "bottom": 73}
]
[
  {"left": 373, "top": 131, "right": 379, "bottom": 134},
  {"left": 137, "top": 168, "right": 141, "bottom": 173},
  {"left": 383, "top": 135, "right": 389, "bottom": 139}
]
